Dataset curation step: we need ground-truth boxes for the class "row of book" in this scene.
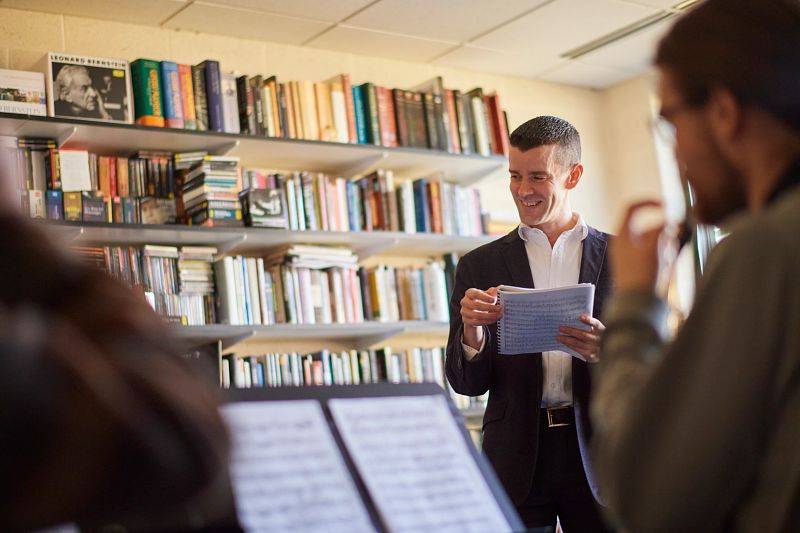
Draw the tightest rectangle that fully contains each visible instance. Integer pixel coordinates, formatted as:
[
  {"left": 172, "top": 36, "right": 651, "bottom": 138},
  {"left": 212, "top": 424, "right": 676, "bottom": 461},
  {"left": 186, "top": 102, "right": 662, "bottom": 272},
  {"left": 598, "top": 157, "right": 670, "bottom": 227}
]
[
  {"left": 2, "top": 53, "right": 509, "bottom": 158},
  {"left": 72, "top": 242, "right": 458, "bottom": 327},
  {"left": 216, "top": 245, "right": 455, "bottom": 326},
  {"left": 242, "top": 169, "right": 486, "bottom": 236},
  {"left": 73, "top": 244, "right": 217, "bottom": 325},
  {"left": 14, "top": 136, "right": 488, "bottom": 234},
  {"left": 220, "top": 346, "right": 485, "bottom": 412}
]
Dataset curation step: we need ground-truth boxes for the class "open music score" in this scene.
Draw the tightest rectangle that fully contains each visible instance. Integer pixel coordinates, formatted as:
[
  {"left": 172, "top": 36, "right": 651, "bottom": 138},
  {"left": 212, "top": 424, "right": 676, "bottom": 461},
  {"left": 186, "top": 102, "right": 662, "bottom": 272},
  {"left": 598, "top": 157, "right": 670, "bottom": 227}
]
[
  {"left": 221, "top": 401, "right": 375, "bottom": 533},
  {"left": 329, "top": 395, "right": 512, "bottom": 533}
]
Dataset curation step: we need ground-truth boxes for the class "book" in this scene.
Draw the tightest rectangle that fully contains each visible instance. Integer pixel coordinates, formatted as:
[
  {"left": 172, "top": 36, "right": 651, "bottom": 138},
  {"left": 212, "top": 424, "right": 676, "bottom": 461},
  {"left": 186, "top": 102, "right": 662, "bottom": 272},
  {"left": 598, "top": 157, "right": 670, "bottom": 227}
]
[
  {"left": 0, "top": 68, "right": 46, "bottom": 116},
  {"left": 191, "top": 64, "right": 209, "bottom": 131},
  {"left": 221, "top": 72, "right": 240, "bottom": 134},
  {"left": 178, "top": 64, "right": 197, "bottom": 130},
  {"left": 236, "top": 75, "right": 255, "bottom": 135},
  {"left": 63, "top": 191, "right": 82, "bottom": 221},
  {"left": 59, "top": 150, "right": 91, "bottom": 191},
  {"left": 159, "top": 61, "right": 184, "bottom": 128},
  {"left": 130, "top": 59, "right": 164, "bottom": 127},
  {"left": 199, "top": 60, "right": 223, "bottom": 132},
  {"left": 40, "top": 52, "right": 132, "bottom": 123},
  {"left": 241, "top": 188, "right": 288, "bottom": 228},
  {"left": 352, "top": 85, "right": 368, "bottom": 144}
]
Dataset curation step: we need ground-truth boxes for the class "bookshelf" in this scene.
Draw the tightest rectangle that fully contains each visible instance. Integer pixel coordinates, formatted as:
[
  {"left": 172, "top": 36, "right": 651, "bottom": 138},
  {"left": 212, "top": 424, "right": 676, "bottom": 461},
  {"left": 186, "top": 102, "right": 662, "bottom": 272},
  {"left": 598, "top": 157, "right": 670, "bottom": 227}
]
[
  {"left": 42, "top": 221, "right": 495, "bottom": 258},
  {"left": 8, "top": 109, "right": 501, "bottom": 417},
  {"left": 176, "top": 321, "right": 449, "bottom": 350},
  {"left": 0, "top": 112, "right": 507, "bottom": 184}
]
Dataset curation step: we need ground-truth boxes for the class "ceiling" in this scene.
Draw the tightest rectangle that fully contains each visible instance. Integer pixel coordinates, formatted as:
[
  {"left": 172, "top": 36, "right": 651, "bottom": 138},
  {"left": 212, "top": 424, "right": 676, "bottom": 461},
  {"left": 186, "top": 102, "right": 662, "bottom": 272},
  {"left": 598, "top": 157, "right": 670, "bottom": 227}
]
[{"left": 0, "top": 0, "right": 686, "bottom": 89}]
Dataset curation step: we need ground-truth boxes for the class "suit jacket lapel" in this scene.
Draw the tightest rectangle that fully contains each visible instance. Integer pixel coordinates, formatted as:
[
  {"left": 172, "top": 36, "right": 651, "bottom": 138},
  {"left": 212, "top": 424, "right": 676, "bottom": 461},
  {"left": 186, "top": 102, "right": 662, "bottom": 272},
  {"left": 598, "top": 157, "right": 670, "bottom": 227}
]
[
  {"left": 501, "top": 228, "right": 535, "bottom": 289},
  {"left": 579, "top": 227, "right": 607, "bottom": 285}
]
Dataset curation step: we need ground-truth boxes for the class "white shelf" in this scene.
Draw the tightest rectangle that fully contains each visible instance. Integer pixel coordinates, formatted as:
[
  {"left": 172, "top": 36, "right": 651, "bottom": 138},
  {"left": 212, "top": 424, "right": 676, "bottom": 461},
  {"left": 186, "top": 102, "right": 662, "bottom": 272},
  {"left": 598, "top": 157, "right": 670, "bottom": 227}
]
[
  {"left": 0, "top": 112, "right": 506, "bottom": 184},
  {"left": 42, "top": 221, "right": 494, "bottom": 258},
  {"left": 175, "top": 320, "right": 449, "bottom": 350}
]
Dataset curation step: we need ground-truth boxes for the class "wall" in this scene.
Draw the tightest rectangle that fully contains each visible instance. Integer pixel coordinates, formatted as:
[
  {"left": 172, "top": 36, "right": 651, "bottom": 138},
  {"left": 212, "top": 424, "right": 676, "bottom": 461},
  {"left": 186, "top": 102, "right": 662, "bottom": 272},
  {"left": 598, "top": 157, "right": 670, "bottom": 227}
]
[{"left": 0, "top": 5, "right": 617, "bottom": 231}]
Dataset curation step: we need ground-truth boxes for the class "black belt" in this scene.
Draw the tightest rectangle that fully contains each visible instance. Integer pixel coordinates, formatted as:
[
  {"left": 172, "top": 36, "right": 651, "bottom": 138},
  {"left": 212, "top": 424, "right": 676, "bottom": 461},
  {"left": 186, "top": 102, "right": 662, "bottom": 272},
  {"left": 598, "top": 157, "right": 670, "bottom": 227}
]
[{"left": 541, "top": 405, "right": 574, "bottom": 428}]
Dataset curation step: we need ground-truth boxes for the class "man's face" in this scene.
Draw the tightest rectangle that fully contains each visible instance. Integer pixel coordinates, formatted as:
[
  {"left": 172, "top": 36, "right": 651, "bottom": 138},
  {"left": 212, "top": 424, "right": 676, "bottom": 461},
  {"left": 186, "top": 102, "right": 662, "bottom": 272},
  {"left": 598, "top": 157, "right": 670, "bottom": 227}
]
[
  {"left": 658, "top": 69, "right": 745, "bottom": 225},
  {"left": 65, "top": 70, "right": 99, "bottom": 112},
  {"left": 509, "top": 144, "right": 577, "bottom": 227}
]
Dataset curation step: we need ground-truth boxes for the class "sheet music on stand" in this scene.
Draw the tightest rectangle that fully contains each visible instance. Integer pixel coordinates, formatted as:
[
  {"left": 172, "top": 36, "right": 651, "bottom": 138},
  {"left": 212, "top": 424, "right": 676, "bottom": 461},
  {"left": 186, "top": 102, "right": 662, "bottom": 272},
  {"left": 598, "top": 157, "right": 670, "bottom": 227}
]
[
  {"left": 220, "top": 384, "right": 524, "bottom": 533},
  {"left": 498, "top": 283, "right": 595, "bottom": 358}
]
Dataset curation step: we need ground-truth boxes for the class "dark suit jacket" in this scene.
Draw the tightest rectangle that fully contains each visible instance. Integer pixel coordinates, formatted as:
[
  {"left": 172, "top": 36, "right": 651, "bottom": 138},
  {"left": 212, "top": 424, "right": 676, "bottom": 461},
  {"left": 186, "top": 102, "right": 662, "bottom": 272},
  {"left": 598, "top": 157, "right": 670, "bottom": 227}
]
[{"left": 445, "top": 225, "right": 612, "bottom": 506}]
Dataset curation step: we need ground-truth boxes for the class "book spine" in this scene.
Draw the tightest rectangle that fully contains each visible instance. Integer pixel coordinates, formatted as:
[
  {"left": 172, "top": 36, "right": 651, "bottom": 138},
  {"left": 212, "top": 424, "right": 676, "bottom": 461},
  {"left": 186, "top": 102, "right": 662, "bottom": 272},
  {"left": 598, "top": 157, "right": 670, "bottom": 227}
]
[
  {"left": 376, "top": 86, "right": 393, "bottom": 147},
  {"left": 159, "top": 61, "right": 184, "bottom": 129},
  {"left": 277, "top": 83, "right": 290, "bottom": 139},
  {"left": 191, "top": 65, "right": 208, "bottom": 131},
  {"left": 341, "top": 74, "right": 357, "bottom": 143},
  {"left": 221, "top": 73, "right": 240, "bottom": 134},
  {"left": 364, "top": 83, "right": 381, "bottom": 146},
  {"left": 445, "top": 89, "right": 461, "bottom": 153},
  {"left": 423, "top": 93, "right": 439, "bottom": 150},
  {"left": 413, "top": 179, "right": 430, "bottom": 232},
  {"left": 283, "top": 82, "right": 297, "bottom": 138},
  {"left": 454, "top": 90, "right": 474, "bottom": 154},
  {"left": 482, "top": 95, "right": 498, "bottom": 155},
  {"left": 202, "top": 60, "right": 223, "bottom": 132},
  {"left": 352, "top": 86, "right": 368, "bottom": 144},
  {"left": 178, "top": 64, "right": 196, "bottom": 130},
  {"left": 130, "top": 59, "right": 165, "bottom": 127},
  {"left": 249, "top": 75, "right": 264, "bottom": 136},
  {"left": 393, "top": 89, "right": 409, "bottom": 147},
  {"left": 236, "top": 75, "right": 253, "bottom": 135}
]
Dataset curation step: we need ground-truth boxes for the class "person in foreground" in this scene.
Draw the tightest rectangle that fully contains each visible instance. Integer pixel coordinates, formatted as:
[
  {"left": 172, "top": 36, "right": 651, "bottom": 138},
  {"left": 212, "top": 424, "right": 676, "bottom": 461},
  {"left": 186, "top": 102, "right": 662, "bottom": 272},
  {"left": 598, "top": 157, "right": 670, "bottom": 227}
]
[
  {"left": 591, "top": 1, "right": 800, "bottom": 531},
  {"left": 0, "top": 154, "right": 231, "bottom": 529},
  {"left": 446, "top": 116, "right": 613, "bottom": 531}
]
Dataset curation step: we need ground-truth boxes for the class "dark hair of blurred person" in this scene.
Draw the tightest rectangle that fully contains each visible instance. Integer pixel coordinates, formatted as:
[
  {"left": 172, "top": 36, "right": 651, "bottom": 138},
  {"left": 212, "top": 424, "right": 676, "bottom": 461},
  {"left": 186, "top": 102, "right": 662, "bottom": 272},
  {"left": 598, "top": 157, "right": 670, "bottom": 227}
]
[
  {"left": 0, "top": 145, "right": 232, "bottom": 530},
  {"left": 590, "top": 1, "right": 800, "bottom": 531}
]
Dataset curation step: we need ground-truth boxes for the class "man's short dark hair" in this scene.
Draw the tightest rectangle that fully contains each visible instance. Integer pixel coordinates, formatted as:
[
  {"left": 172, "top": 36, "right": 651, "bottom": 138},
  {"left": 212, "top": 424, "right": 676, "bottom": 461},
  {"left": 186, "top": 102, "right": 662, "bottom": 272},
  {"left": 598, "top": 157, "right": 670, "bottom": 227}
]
[
  {"left": 656, "top": 0, "right": 800, "bottom": 132},
  {"left": 509, "top": 116, "right": 581, "bottom": 166}
]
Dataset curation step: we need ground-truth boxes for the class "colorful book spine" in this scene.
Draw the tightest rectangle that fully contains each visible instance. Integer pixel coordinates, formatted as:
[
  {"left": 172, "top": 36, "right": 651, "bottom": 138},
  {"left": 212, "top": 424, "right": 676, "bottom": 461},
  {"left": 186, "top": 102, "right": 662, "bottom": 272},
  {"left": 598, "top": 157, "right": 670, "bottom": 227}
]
[
  {"left": 352, "top": 86, "right": 368, "bottom": 144},
  {"left": 361, "top": 83, "right": 381, "bottom": 146},
  {"left": 191, "top": 65, "right": 208, "bottom": 131},
  {"left": 199, "top": 60, "right": 223, "bottom": 132},
  {"left": 159, "top": 61, "right": 184, "bottom": 129},
  {"left": 130, "top": 59, "right": 165, "bottom": 127},
  {"left": 178, "top": 64, "right": 197, "bottom": 130}
]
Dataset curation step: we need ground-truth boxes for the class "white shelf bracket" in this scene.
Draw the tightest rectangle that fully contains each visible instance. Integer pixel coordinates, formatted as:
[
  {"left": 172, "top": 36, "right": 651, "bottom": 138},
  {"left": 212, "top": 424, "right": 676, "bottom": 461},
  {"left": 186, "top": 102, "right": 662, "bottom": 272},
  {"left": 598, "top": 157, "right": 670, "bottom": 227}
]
[
  {"left": 460, "top": 163, "right": 506, "bottom": 186},
  {"left": 340, "top": 151, "right": 388, "bottom": 177},
  {"left": 351, "top": 327, "right": 405, "bottom": 349},
  {"left": 216, "top": 233, "right": 248, "bottom": 256},
  {"left": 356, "top": 237, "right": 396, "bottom": 260},
  {"left": 221, "top": 330, "right": 257, "bottom": 351},
  {"left": 57, "top": 126, "right": 79, "bottom": 149},
  {"left": 213, "top": 139, "right": 240, "bottom": 156}
]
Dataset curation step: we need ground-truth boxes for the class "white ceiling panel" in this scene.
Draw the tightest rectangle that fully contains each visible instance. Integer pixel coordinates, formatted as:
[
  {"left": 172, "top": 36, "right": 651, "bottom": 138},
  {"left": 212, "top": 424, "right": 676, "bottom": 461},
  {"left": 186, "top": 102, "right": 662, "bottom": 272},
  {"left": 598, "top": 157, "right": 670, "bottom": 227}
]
[
  {"left": 345, "top": 0, "right": 551, "bottom": 43},
  {"left": 473, "top": 0, "right": 658, "bottom": 64},
  {"left": 578, "top": 18, "right": 673, "bottom": 73},
  {"left": 164, "top": 2, "right": 331, "bottom": 46},
  {"left": 307, "top": 26, "right": 458, "bottom": 63},
  {"left": 0, "top": 0, "right": 187, "bottom": 26},
  {"left": 539, "top": 60, "right": 634, "bottom": 88},
  {"left": 203, "top": 0, "right": 374, "bottom": 22},
  {"left": 433, "top": 44, "right": 561, "bottom": 79}
]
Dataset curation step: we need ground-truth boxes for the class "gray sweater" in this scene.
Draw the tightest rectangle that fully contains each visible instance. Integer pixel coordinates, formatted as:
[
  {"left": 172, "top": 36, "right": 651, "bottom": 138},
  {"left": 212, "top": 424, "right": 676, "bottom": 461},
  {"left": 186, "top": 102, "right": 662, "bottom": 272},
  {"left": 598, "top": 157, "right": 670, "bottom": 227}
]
[{"left": 592, "top": 186, "right": 800, "bottom": 532}]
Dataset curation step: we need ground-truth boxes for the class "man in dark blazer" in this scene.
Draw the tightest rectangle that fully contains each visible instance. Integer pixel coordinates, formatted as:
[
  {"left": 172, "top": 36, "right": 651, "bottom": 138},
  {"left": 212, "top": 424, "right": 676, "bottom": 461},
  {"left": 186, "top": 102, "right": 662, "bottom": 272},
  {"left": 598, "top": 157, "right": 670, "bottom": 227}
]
[{"left": 446, "top": 116, "right": 612, "bottom": 532}]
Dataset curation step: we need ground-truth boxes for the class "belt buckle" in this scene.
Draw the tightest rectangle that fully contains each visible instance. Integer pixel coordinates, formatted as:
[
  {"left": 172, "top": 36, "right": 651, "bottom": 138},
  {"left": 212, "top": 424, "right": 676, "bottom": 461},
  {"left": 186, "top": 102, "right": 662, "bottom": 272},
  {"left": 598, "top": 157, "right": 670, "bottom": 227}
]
[{"left": 546, "top": 407, "right": 570, "bottom": 428}]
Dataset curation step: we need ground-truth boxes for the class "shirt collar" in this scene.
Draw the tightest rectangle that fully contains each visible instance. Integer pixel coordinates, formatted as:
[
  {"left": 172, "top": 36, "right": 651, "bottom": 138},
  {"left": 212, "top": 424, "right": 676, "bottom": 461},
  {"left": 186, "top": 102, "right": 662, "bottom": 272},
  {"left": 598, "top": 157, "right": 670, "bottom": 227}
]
[{"left": 518, "top": 214, "right": 589, "bottom": 244}]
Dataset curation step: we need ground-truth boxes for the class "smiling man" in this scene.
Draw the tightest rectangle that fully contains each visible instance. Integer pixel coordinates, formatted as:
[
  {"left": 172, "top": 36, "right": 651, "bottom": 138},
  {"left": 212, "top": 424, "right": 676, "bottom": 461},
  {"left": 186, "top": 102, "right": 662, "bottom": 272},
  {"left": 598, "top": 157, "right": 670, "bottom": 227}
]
[{"left": 445, "top": 116, "right": 613, "bottom": 532}]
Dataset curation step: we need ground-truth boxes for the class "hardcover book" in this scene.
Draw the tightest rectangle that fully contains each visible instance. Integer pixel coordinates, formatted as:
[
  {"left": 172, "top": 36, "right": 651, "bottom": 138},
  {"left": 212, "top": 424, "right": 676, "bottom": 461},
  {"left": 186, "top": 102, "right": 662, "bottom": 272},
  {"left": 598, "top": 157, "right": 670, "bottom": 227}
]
[{"left": 130, "top": 59, "right": 164, "bottom": 127}]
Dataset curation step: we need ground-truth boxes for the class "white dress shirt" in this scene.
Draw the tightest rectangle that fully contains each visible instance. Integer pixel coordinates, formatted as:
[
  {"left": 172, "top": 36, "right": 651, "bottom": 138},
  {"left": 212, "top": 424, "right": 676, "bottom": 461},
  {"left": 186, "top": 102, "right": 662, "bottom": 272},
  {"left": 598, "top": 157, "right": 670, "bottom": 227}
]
[{"left": 462, "top": 214, "right": 588, "bottom": 407}]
